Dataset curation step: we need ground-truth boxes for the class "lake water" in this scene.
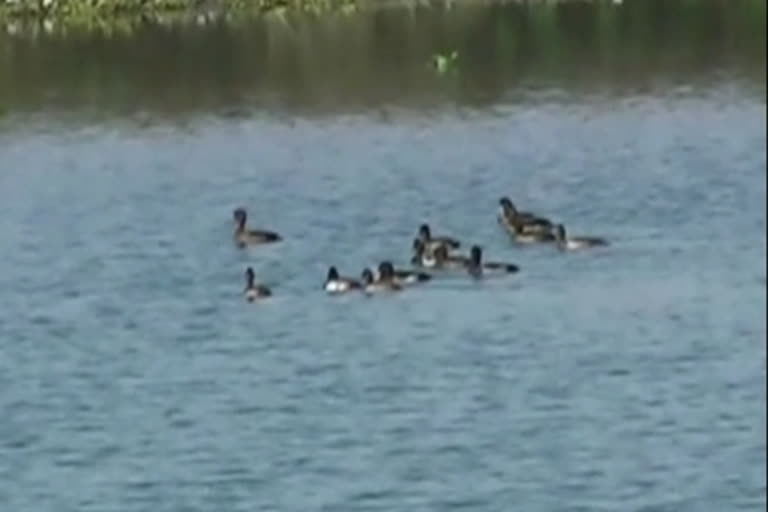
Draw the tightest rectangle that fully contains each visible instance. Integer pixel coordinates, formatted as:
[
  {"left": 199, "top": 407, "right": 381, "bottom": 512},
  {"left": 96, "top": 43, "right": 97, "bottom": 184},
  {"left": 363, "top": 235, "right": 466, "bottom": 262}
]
[{"left": 0, "top": 1, "right": 766, "bottom": 510}]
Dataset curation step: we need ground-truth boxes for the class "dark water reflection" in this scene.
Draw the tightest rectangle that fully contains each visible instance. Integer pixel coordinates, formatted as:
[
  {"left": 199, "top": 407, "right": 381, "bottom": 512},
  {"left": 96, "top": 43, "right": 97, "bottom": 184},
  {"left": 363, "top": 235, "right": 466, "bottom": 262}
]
[{"left": 0, "top": 0, "right": 765, "bottom": 115}]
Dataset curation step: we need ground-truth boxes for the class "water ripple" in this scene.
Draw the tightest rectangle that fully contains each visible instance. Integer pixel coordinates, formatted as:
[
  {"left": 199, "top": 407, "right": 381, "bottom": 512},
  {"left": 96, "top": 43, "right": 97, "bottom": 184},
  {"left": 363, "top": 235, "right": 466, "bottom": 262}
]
[{"left": 0, "top": 77, "right": 764, "bottom": 512}]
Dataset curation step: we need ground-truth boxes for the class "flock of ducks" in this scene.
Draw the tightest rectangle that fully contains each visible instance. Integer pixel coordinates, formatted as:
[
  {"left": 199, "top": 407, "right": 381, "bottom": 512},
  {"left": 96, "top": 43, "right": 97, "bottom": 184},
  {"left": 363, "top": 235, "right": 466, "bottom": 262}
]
[{"left": 235, "top": 198, "right": 609, "bottom": 302}]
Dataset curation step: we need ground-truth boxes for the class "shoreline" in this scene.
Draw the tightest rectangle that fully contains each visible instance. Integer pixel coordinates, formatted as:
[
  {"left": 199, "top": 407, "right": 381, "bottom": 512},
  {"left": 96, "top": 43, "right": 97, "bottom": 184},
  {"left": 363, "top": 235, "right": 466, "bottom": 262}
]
[
  {"left": 2, "top": 0, "right": 764, "bottom": 34},
  {"left": 0, "top": 0, "right": 586, "bottom": 26},
  {"left": 1, "top": 0, "right": 365, "bottom": 17},
  {"left": 0, "top": 0, "right": 360, "bottom": 26}
]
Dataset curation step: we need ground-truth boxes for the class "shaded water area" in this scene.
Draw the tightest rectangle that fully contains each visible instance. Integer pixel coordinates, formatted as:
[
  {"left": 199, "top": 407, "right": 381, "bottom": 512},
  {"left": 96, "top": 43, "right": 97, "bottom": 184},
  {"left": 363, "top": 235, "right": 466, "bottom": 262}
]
[
  {"left": 0, "top": 0, "right": 765, "bottom": 113},
  {"left": 0, "top": 0, "right": 766, "bottom": 510}
]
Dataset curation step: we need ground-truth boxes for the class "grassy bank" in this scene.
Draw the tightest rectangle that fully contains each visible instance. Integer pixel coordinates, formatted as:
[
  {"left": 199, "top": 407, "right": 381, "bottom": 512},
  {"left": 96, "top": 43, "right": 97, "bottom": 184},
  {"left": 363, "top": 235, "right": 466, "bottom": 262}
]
[
  {"left": 0, "top": 0, "right": 764, "bottom": 114},
  {"left": 0, "top": 0, "right": 358, "bottom": 23},
  {"left": 1, "top": 0, "right": 765, "bottom": 38}
]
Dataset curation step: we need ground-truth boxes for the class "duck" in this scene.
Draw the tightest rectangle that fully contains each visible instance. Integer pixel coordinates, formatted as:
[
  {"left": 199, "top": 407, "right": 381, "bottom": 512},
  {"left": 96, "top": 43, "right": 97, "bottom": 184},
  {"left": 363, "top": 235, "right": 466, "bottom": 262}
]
[
  {"left": 323, "top": 266, "right": 362, "bottom": 294},
  {"left": 554, "top": 224, "right": 609, "bottom": 251},
  {"left": 510, "top": 222, "right": 556, "bottom": 244},
  {"left": 377, "top": 261, "right": 431, "bottom": 286},
  {"left": 411, "top": 238, "right": 439, "bottom": 268},
  {"left": 361, "top": 267, "right": 402, "bottom": 293},
  {"left": 498, "top": 197, "right": 554, "bottom": 235},
  {"left": 465, "top": 245, "right": 520, "bottom": 278},
  {"left": 417, "top": 223, "right": 461, "bottom": 252},
  {"left": 431, "top": 244, "right": 474, "bottom": 270},
  {"left": 233, "top": 207, "right": 282, "bottom": 247},
  {"left": 244, "top": 267, "right": 272, "bottom": 301}
]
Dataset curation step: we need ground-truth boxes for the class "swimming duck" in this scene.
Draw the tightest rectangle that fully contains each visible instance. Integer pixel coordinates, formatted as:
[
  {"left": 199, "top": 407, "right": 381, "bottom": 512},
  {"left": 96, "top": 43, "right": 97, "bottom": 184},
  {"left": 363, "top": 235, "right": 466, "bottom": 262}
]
[
  {"left": 466, "top": 245, "right": 520, "bottom": 278},
  {"left": 324, "top": 266, "right": 362, "bottom": 294},
  {"left": 411, "top": 238, "right": 438, "bottom": 268},
  {"left": 417, "top": 223, "right": 461, "bottom": 252},
  {"left": 431, "top": 244, "right": 474, "bottom": 270},
  {"left": 244, "top": 267, "right": 272, "bottom": 301},
  {"left": 498, "top": 197, "right": 554, "bottom": 235},
  {"left": 554, "top": 224, "right": 609, "bottom": 251},
  {"left": 361, "top": 267, "right": 402, "bottom": 293},
  {"left": 378, "top": 261, "right": 431, "bottom": 286},
  {"left": 510, "top": 222, "right": 556, "bottom": 244},
  {"left": 233, "top": 208, "right": 282, "bottom": 247}
]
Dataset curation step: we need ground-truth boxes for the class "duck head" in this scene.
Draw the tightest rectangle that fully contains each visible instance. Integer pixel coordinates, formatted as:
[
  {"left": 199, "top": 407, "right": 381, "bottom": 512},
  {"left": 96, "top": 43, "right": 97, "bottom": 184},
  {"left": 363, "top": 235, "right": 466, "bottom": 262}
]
[
  {"left": 361, "top": 268, "right": 375, "bottom": 285},
  {"left": 499, "top": 197, "right": 516, "bottom": 215},
  {"left": 233, "top": 208, "right": 247, "bottom": 229},
  {"left": 418, "top": 223, "right": 432, "bottom": 241},
  {"left": 470, "top": 245, "right": 482, "bottom": 266},
  {"left": 378, "top": 261, "right": 396, "bottom": 280},
  {"left": 555, "top": 224, "right": 566, "bottom": 241}
]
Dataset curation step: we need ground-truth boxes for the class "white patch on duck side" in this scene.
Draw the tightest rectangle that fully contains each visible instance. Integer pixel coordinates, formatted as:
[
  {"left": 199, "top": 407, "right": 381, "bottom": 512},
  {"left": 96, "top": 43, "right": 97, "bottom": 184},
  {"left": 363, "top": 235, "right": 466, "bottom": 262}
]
[
  {"left": 324, "top": 280, "right": 351, "bottom": 293},
  {"left": 563, "top": 238, "right": 605, "bottom": 251},
  {"left": 441, "top": 257, "right": 471, "bottom": 269},
  {"left": 421, "top": 254, "right": 438, "bottom": 267},
  {"left": 564, "top": 239, "right": 585, "bottom": 250},
  {"left": 364, "top": 282, "right": 400, "bottom": 294}
]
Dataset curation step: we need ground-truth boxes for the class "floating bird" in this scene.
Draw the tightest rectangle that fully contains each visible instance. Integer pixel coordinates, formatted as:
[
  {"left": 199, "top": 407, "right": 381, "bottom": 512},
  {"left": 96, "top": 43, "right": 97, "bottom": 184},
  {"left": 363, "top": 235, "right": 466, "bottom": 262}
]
[
  {"left": 233, "top": 207, "right": 281, "bottom": 247},
  {"left": 378, "top": 261, "right": 431, "bottom": 286},
  {"left": 430, "top": 244, "right": 474, "bottom": 270},
  {"left": 244, "top": 267, "right": 272, "bottom": 302},
  {"left": 324, "top": 266, "right": 363, "bottom": 294},
  {"left": 361, "top": 267, "right": 402, "bottom": 293},
  {"left": 554, "top": 224, "right": 609, "bottom": 251},
  {"left": 417, "top": 223, "right": 461, "bottom": 252},
  {"left": 498, "top": 197, "right": 554, "bottom": 236},
  {"left": 465, "top": 245, "right": 520, "bottom": 278}
]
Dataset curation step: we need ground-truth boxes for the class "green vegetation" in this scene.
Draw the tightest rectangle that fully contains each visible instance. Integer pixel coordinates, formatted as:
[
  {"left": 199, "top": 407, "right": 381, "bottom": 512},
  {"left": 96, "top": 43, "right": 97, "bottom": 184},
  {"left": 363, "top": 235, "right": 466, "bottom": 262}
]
[
  {"left": 0, "top": 0, "right": 357, "bottom": 27},
  {"left": 1, "top": 0, "right": 765, "bottom": 39},
  {"left": 0, "top": 0, "right": 763, "bottom": 113},
  {"left": 0, "top": 0, "right": 357, "bottom": 16}
]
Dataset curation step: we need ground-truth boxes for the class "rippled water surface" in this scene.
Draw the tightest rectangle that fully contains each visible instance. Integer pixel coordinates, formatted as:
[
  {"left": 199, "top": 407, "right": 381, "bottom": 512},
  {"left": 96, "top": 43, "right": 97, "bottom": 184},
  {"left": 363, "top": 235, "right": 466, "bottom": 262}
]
[{"left": 0, "top": 1, "right": 766, "bottom": 510}]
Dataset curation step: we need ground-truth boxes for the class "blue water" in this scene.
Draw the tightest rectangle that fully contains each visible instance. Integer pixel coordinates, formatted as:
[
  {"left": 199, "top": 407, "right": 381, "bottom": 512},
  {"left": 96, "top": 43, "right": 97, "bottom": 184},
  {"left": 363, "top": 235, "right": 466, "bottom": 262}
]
[{"left": 0, "top": 87, "right": 765, "bottom": 510}]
